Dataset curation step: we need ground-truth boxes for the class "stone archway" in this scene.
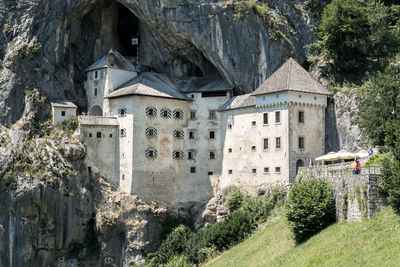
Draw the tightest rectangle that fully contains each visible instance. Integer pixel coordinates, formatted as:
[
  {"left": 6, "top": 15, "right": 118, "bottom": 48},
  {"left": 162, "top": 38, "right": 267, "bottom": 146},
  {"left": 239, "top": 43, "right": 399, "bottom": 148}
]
[
  {"left": 89, "top": 105, "right": 103, "bottom": 116},
  {"left": 296, "top": 159, "right": 305, "bottom": 175}
]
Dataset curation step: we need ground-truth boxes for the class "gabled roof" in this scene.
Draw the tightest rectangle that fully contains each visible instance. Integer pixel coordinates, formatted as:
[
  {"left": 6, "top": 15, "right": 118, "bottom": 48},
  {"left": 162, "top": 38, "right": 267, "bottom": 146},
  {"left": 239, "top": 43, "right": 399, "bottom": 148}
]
[
  {"left": 218, "top": 93, "right": 256, "bottom": 111},
  {"left": 84, "top": 49, "right": 137, "bottom": 72},
  {"left": 178, "top": 77, "right": 234, "bottom": 93},
  {"left": 105, "top": 72, "right": 190, "bottom": 100},
  {"left": 51, "top": 101, "right": 77, "bottom": 108},
  {"left": 252, "top": 58, "right": 330, "bottom": 96}
]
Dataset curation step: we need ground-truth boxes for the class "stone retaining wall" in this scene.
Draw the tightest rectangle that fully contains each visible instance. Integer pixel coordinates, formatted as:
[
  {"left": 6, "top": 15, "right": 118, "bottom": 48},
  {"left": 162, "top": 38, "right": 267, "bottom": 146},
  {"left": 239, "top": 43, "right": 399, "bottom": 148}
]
[{"left": 297, "top": 166, "right": 386, "bottom": 221}]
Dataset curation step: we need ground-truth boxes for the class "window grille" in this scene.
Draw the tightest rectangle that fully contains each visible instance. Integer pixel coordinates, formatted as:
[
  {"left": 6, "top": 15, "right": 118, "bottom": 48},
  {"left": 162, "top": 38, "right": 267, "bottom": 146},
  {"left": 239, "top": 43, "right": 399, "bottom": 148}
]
[
  {"left": 263, "top": 138, "right": 269, "bottom": 150},
  {"left": 146, "top": 148, "right": 158, "bottom": 159},
  {"left": 173, "top": 130, "right": 184, "bottom": 139},
  {"left": 209, "top": 151, "right": 216, "bottom": 159},
  {"left": 118, "top": 108, "right": 127, "bottom": 116},
  {"left": 160, "top": 108, "right": 172, "bottom": 118},
  {"left": 209, "top": 110, "right": 216, "bottom": 119},
  {"left": 172, "top": 151, "right": 184, "bottom": 159},
  {"left": 276, "top": 137, "right": 281, "bottom": 149},
  {"left": 146, "top": 107, "right": 157, "bottom": 117},
  {"left": 190, "top": 111, "right": 196, "bottom": 119},
  {"left": 275, "top": 111, "right": 281, "bottom": 123},
  {"left": 146, "top": 128, "right": 158, "bottom": 137},
  {"left": 96, "top": 132, "right": 101, "bottom": 138},
  {"left": 173, "top": 109, "right": 184, "bottom": 119}
]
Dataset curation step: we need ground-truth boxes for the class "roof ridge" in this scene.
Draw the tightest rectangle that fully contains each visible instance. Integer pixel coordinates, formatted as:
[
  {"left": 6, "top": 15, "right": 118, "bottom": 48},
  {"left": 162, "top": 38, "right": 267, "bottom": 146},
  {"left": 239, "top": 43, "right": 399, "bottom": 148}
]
[{"left": 286, "top": 58, "right": 292, "bottom": 90}]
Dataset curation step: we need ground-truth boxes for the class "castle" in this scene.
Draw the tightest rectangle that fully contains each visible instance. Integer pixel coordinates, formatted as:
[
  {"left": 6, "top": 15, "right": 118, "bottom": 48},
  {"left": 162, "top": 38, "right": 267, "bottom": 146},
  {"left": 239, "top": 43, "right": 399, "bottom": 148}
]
[{"left": 52, "top": 49, "right": 329, "bottom": 206}]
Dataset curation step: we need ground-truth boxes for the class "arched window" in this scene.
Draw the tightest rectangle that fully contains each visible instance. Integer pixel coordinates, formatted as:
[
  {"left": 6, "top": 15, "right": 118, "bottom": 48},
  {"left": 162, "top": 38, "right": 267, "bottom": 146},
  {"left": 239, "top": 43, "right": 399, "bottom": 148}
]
[
  {"left": 160, "top": 108, "right": 171, "bottom": 118},
  {"left": 296, "top": 159, "right": 305, "bottom": 175},
  {"left": 173, "top": 109, "right": 184, "bottom": 119},
  {"left": 89, "top": 105, "right": 103, "bottom": 116}
]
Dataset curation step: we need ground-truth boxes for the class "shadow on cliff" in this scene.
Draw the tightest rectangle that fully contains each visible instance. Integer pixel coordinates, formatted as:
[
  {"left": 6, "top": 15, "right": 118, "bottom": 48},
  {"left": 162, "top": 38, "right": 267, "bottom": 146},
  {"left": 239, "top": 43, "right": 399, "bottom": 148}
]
[{"left": 325, "top": 97, "right": 340, "bottom": 153}]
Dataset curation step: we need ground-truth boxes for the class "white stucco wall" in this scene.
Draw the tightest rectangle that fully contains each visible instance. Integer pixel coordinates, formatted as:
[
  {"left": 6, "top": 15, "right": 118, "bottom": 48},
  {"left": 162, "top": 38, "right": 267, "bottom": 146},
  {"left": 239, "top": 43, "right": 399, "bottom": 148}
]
[
  {"left": 105, "top": 68, "right": 137, "bottom": 95},
  {"left": 52, "top": 107, "right": 76, "bottom": 125},
  {"left": 79, "top": 122, "right": 119, "bottom": 186},
  {"left": 85, "top": 69, "right": 106, "bottom": 114},
  {"left": 218, "top": 104, "right": 290, "bottom": 191}
]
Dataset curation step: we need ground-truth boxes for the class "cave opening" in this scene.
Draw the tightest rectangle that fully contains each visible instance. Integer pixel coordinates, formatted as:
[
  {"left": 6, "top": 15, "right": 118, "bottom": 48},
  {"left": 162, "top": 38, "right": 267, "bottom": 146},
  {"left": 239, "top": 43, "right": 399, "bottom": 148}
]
[{"left": 117, "top": 3, "right": 139, "bottom": 58}]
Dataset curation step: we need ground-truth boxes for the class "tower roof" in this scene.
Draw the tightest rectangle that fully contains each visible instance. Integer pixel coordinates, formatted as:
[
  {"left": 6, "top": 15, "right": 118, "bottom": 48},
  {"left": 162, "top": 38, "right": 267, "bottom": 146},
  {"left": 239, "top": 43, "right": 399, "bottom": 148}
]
[
  {"left": 252, "top": 58, "right": 330, "bottom": 96},
  {"left": 84, "top": 49, "right": 136, "bottom": 72}
]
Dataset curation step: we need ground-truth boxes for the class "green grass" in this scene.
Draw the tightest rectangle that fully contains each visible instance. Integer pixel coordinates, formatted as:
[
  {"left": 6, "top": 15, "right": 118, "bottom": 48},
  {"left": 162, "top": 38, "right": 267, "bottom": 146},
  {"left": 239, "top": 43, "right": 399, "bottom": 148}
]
[{"left": 206, "top": 207, "right": 400, "bottom": 267}]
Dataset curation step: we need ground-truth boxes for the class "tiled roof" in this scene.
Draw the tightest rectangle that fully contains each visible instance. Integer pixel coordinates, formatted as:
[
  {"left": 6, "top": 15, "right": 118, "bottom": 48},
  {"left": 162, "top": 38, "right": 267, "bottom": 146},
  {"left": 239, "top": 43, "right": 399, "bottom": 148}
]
[
  {"left": 105, "top": 72, "right": 190, "bottom": 100},
  {"left": 84, "top": 49, "right": 137, "bottom": 72},
  {"left": 178, "top": 78, "right": 234, "bottom": 93},
  {"left": 252, "top": 58, "right": 330, "bottom": 96},
  {"left": 218, "top": 93, "right": 256, "bottom": 111},
  {"left": 51, "top": 101, "right": 77, "bottom": 108}
]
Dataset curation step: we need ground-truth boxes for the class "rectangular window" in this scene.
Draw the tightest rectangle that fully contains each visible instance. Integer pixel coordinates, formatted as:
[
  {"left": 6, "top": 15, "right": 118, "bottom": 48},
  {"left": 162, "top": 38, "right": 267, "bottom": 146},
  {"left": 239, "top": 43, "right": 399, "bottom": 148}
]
[
  {"left": 251, "top": 145, "right": 256, "bottom": 151},
  {"left": 275, "top": 111, "right": 281, "bottom": 123},
  {"left": 299, "top": 137, "right": 305, "bottom": 149},
  {"left": 202, "top": 91, "right": 227, "bottom": 97},
  {"left": 190, "top": 167, "right": 196, "bottom": 173},
  {"left": 299, "top": 111, "right": 304, "bottom": 123},
  {"left": 209, "top": 151, "right": 216, "bottom": 159},
  {"left": 228, "top": 124, "right": 232, "bottom": 129},
  {"left": 228, "top": 148, "right": 232, "bottom": 153},
  {"left": 252, "top": 168, "right": 257, "bottom": 173},
  {"left": 61, "top": 111, "right": 65, "bottom": 116},
  {"left": 148, "top": 150, "right": 154, "bottom": 158},
  {"left": 96, "top": 132, "right": 101, "bottom": 138},
  {"left": 89, "top": 133, "right": 92, "bottom": 137},
  {"left": 94, "top": 71, "right": 98, "bottom": 79},
  {"left": 94, "top": 88, "right": 97, "bottom": 96},
  {"left": 209, "top": 111, "right": 216, "bottom": 120},
  {"left": 228, "top": 169, "right": 233, "bottom": 174},
  {"left": 275, "top": 167, "right": 281, "bottom": 173},
  {"left": 252, "top": 121, "right": 256, "bottom": 127},
  {"left": 264, "top": 167, "right": 269, "bottom": 173},
  {"left": 263, "top": 138, "right": 268, "bottom": 150},
  {"left": 109, "top": 134, "right": 113, "bottom": 138},
  {"left": 188, "top": 151, "right": 195, "bottom": 160},
  {"left": 189, "top": 131, "right": 195, "bottom": 139},
  {"left": 209, "top": 131, "right": 215, "bottom": 139},
  {"left": 208, "top": 171, "right": 213, "bottom": 175},
  {"left": 191, "top": 94, "right": 195, "bottom": 99},
  {"left": 190, "top": 111, "right": 196, "bottom": 119},
  {"left": 263, "top": 113, "right": 268, "bottom": 125},
  {"left": 276, "top": 137, "right": 281, "bottom": 149},
  {"left": 88, "top": 167, "right": 92, "bottom": 175}
]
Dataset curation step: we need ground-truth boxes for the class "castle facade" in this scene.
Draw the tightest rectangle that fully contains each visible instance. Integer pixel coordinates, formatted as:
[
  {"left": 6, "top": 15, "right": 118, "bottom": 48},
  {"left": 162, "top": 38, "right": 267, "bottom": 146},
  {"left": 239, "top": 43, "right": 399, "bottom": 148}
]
[{"left": 74, "top": 49, "right": 329, "bottom": 206}]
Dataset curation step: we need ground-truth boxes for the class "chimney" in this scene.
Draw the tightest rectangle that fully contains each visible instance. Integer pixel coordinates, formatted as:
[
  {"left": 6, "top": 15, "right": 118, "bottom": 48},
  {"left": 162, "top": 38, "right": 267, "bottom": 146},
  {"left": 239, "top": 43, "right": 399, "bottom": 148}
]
[{"left": 108, "top": 49, "right": 115, "bottom": 65}]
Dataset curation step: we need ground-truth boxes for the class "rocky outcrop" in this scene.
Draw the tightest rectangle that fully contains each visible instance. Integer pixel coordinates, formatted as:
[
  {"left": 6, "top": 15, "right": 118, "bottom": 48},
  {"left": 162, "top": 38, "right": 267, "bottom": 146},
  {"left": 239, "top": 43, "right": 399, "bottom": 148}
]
[{"left": 0, "top": 0, "right": 316, "bottom": 127}]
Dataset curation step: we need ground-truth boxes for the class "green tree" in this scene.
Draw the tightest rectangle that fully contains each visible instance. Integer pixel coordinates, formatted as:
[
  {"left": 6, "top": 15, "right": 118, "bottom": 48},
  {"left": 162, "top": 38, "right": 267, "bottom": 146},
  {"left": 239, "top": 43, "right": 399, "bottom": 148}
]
[{"left": 285, "top": 178, "right": 336, "bottom": 243}]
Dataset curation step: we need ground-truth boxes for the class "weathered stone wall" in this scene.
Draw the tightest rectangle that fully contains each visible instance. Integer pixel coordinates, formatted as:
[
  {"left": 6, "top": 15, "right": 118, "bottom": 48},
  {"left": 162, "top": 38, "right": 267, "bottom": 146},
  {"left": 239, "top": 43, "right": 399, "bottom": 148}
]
[{"left": 297, "top": 166, "right": 386, "bottom": 221}]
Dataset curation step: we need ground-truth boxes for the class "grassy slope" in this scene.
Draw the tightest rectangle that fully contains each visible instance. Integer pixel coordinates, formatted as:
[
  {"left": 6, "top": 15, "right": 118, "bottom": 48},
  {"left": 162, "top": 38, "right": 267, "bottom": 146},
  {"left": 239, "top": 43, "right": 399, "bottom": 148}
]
[{"left": 206, "top": 207, "right": 400, "bottom": 267}]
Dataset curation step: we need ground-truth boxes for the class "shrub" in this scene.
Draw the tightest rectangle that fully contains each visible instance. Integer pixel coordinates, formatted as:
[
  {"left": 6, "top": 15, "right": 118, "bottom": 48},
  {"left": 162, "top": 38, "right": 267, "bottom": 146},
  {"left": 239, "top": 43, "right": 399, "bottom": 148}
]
[
  {"left": 148, "top": 225, "right": 193, "bottom": 266},
  {"left": 225, "top": 187, "right": 244, "bottom": 212},
  {"left": 203, "top": 209, "right": 253, "bottom": 251},
  {"left": 164, "top": 254, "right": 191, "bottom": 267},
  {"left": 285, "top": 178, "right": 336, "bottom": 243}
]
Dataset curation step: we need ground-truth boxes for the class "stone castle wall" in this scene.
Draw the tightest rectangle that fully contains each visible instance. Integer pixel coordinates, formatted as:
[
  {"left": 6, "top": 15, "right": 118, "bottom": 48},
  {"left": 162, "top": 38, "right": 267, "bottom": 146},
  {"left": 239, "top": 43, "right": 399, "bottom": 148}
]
[{"left": 297, "top": 165, "right": 386, "bottom": 221}]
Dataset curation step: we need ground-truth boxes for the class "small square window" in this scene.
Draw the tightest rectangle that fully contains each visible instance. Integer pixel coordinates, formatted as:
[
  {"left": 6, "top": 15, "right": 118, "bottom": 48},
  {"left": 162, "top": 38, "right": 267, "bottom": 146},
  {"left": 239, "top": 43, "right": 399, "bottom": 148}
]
[
  {"left": 189, "top": 131, "right": 195, "bottom": 139},
  {"left": 190, "top": 167, "right": 196, "bottom": 173},
  {"left": 275, "top": 167, "right": 281, "bottom": 173},
  {"left": 228, "top": 124, "right": 232, "bottom": 129},
  {"left": 109, "top": 134, "right": 113, "bottom": 138},
  {"left": 228, "top": 170, "right": 233, "bottom": 174},
  {"left": 96, "top": 132, "right": 101, "bottom": 138},
  {"left": 191, "top": 94, "right": 195, "bottom": 99},
  {"left": 275, "top": 111, "right": 281, "bottom": 123},
  {"left": 190, "top": 111, "right": 196, "bottom": 119},
  {"left": 208, "top": 171, "right": 213, "bottom": 175},
  {"left": 228, "top": 148, "right": 232, "bottom": 153},
  {"left": 252, "top": 121, "right": 256, "bottom": 127},
  {"left": 264, "top": 167, "right": 269, "bottom": 173},
  {"left": 251, "top": 146, "right": 256, "bottom": 151},
  {"left": 299, "top": 111, "right": 304, "bottom": 123},
  {"left": 252, "top": 168, "right": 257, "bottom": 174},
  {"left": 89, "top": 133, "right": 92, "bottom": 137},
  {"left": 188, "top": 151, "right": 195, "bottom": 160},
  {"left": 209, "top": 131, "right": 215, "bottom": 139},
  {"left": 263, "top": 113, "right": 268, "bottom": 125},
  {"left": 120, "top": 129, "right": 127, "bottom": 137},
  {"left": 276, "top": 137, "right": 281, "bottom": 149},
  {"left": 209, "top": 151, "right": 216, "bottom": 159},
  {"left": 61, "top": 111, "right": 66, "bottom": 116},
  {"left": 209, "top": 111, "right": 216, "bottom": 120}
]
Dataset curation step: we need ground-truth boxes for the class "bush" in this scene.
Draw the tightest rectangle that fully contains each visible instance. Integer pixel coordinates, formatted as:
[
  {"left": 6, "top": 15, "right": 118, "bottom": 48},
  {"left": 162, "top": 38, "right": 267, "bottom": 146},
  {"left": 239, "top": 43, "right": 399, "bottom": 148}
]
[
  {"left": 225, "top": 188, "right": 244, "bottom": 212},
  {"left": 203, "top": 209, "right": 253, "bottom": 251},
  {"left": 164, "top": 254, "right": 192, "bottom": 267},
  {"left": 285, "top": 178, "right": 336, "bottom": 243},
  {"left": 148, "top": 225, "right": 193, "bottom": 266}
]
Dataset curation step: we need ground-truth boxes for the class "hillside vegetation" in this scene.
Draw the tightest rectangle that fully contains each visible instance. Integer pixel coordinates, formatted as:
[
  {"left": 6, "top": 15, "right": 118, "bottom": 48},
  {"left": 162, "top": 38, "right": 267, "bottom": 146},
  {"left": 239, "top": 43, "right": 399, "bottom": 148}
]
[{"left": 206, "top": 207, "right": 400, "bottom": 267}]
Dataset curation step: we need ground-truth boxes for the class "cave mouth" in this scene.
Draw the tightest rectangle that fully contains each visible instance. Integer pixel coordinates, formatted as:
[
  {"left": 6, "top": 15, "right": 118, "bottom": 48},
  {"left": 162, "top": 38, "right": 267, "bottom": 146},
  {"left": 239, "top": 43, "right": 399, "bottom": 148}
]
[{"left": 117, "top": 3, "right": 139, "bottom": 57}]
